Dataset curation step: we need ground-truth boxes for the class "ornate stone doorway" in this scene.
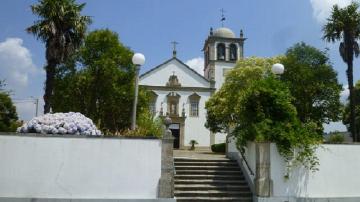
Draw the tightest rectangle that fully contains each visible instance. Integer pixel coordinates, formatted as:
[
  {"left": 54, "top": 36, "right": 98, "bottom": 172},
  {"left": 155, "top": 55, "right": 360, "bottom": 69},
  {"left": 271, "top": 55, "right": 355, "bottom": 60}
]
[{"left": 169, "top": 116, "right": 185, "bottom": 149}]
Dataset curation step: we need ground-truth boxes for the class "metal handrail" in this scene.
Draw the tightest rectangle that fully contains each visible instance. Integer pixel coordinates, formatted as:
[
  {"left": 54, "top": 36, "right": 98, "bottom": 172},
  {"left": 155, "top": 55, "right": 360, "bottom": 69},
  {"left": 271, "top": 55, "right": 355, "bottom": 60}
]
[
  {"left": 240, "top": 150, "right": 255, "bottom": 176},
  {"left": 227, "top": 133, "right": 255, "bottom": 176}
]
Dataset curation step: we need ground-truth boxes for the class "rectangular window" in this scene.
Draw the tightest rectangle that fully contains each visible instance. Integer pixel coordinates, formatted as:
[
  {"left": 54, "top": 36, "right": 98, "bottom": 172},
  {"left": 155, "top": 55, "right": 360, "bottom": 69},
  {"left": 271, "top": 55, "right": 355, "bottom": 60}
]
[{"left": 190, "top": 101, "right": 199, "bottom": 117}]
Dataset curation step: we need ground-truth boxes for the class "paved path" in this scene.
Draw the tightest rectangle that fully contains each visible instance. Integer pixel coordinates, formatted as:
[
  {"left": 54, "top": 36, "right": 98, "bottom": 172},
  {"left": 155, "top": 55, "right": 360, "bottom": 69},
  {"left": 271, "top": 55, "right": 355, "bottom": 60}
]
[{"left": 174, "top": 149, "right": 226, "bottom": 160}]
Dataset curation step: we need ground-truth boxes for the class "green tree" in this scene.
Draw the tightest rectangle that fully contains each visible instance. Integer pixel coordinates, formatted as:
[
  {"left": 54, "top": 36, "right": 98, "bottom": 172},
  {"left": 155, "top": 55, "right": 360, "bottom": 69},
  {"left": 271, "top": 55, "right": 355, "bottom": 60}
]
[
  {"left": 52, "top": 29, "right": 150, "bottom": 133},
  {"left": 206, "top": 57, "right": 281, "bottom": 133},
  {"left": 281, "top": 42, "right": 342, "bottom": 129},
  {"left": 0, "top": 81, "right": 19, "bottom": 132},
  {"left": 343, "top": 80, "right": 360, "bottom": 133},
  {"left": 27, "top": 0, "right": 91, "bottom": 114},
  {"left": 323, "top": 2, "right": 360, "bottom": 141},
  {"left": 236, "top": 76, "right": 320, "bottom": 170},
  {"left": 206, "top": 60, "right": 320, "bottom": 170}
]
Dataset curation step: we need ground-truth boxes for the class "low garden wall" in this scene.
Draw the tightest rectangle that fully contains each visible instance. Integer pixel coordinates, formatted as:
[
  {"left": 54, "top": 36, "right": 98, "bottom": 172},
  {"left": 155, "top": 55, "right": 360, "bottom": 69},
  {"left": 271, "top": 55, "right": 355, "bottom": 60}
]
[
  {"left": 227, "top": 138, "right": 360, "bottom": 201},
  {"left": 0, "top": 133, "right": 162, "bottom": 200},
  {"left": 270, "top": 143, "right": 360, "bottom": 200}
]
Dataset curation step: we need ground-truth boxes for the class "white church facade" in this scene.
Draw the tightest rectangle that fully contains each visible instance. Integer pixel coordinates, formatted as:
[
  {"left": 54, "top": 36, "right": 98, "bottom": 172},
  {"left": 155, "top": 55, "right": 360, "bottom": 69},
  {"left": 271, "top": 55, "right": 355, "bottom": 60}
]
[{"left": 139, "top": 27, "right": 246, "bottom": 149}]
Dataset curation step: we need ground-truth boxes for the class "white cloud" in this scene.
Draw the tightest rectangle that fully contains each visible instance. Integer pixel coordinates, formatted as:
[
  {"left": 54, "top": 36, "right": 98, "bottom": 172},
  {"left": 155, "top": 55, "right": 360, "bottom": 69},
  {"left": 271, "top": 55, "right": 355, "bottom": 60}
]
[
  {"left": 0, "top": 38, "right": 38, "bottom": 92},
  {"left": 185, "top": 57, "right": 204, "bottom": 75},
  {"left": 0, "top": 38, "right": 43, "bottom": 121},
  {"left": 310, "top": 0, "right": 354, "bottom": 23}
]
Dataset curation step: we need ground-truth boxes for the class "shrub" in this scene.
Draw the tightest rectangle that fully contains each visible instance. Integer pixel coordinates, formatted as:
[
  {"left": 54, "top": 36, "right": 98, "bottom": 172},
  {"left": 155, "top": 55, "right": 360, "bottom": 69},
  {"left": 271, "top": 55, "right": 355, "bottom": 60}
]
[
  {"left": 106, "top": 110, "right": 163, "bottom": 138},
  {"left": 211, "top": 143, "right": 226, "bottom": 153},
  {"left": 328, "top": 132, "right": 345, "bottom": 144},
  {"left": 189, "top": 140, "right": 198, "bottom": 150}
]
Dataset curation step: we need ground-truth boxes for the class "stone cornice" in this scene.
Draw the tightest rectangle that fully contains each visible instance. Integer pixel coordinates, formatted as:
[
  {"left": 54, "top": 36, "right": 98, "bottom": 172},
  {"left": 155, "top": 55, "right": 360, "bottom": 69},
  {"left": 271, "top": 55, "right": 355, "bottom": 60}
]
[{"left": 203, "top": 36, "right": 246, "bottom": 51}]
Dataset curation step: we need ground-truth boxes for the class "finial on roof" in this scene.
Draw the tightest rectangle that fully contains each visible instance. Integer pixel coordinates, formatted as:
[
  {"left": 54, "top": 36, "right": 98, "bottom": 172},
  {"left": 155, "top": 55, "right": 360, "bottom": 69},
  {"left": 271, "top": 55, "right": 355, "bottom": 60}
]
[
  {"left": 171, "top": 41, "right": 178, "bottom": 58},
  {"left": 240, "top": 29, "right": 244, "bottom": 38},
  {"left": 210, "top": 27, "right": 213, "bottom": 36}
]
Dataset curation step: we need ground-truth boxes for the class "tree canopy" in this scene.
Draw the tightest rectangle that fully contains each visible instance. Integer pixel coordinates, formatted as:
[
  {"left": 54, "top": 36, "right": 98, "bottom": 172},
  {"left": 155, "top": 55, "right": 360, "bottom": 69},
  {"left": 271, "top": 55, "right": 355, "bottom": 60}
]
[
  {"left": 52, "top": 29, "right": 150, "bottom": 133},
  {"left": 205, "top": 56, "right": 282, "bottom": 133},
  {"left": 205, "top": 57, "right": 321, "bottom": 170},
  {"left": 0, "top": 81, "right": 19, "bottom": 132},
  {"left": 280, "top": 42, "right": 342, "bottom": 127}
]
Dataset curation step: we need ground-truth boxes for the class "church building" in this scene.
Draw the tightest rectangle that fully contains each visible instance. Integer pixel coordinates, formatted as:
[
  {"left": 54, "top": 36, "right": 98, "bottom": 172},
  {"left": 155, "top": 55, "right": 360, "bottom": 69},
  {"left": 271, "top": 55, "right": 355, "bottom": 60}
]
[{"left": 139, "top": 27, "right": 246, "bottom": 149}]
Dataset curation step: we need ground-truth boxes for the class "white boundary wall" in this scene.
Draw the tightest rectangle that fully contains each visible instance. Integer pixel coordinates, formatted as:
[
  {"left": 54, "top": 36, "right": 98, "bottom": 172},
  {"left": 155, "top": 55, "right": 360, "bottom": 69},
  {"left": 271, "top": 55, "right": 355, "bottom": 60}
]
[
  {"left": 0, "top": 134, "right": 162, "bottom": 199},
  {"left": 227, "top": 137, "right": 256, "bottom": 192},
  {"left": 270, "top": 143, "right": 360, "bottom": 199},
  {"left": 227, "top": 138, "right": 360, "bottom": 201}
]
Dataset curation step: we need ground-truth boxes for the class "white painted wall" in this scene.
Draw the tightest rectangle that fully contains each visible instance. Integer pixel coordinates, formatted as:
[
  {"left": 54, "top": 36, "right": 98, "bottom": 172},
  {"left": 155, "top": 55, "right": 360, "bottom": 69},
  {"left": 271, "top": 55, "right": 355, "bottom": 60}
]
[
  {"left": 140, "top": 59, "right": 209, "bottom": 88},
  {"left": 227, "top": 139, "right": 360, "bottom": 199},
  {"left": 270, "top": 143, "right": 360, "bottom": 198},
  {"left": 214, "top": 62, "right": 235, "bottom": 89},
  {"left": 140, "top": 57, "right": 228, "bottom": 148},
  {"left": 151, "top": 90, "right": 211, "bottom": 147},
  {"left": 227, "top": 138, "right": 256, "bottom": 183},
  {"left": 0, "top": 135, "right": 161, "bottom": 199}
]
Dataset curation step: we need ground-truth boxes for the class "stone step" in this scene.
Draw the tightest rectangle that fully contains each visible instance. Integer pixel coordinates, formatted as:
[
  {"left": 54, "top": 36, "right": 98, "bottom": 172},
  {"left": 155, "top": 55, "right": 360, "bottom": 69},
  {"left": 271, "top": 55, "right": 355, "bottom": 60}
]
[
  {"left": 175, "top": 174, "right": 244, "bottom": 180},
  {"left": 175, "top": 184, "right": 251, "bottom": 191},
  {"left": 174, "top": 158, "right": 234, "bottom": 163},
  {"left": 174, "top": 190, "right": 252, "bottom": 197},
  {"left": 175, "top": 161, "right": 238, "bottom": 166},
  {"left": 175, "top": 179, "right": 248, "bottom": 185},
  {"left": 175, "top": 190, "right": 252, "bottom": 197},
  {"left": 175, "top": 165, "right": 240, "bottom": 171},
  {"left": 174, "top": 157, "right": 252, "bottom": 201},
  {"left": 176, "top": 170, "right": 244, "bottom": 176},
  {"left": 175, "top": 170, "right": 243, "bottom": 175},
  {"left": 175, "top": 197, "right": 253, "bottom": 202}
]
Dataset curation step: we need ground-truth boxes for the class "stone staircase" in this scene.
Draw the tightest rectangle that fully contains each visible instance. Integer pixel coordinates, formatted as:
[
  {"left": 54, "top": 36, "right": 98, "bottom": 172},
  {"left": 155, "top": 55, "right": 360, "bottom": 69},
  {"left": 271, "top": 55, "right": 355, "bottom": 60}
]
[{"left": 174, "top": 157, "right": 253, "bottom": 202}]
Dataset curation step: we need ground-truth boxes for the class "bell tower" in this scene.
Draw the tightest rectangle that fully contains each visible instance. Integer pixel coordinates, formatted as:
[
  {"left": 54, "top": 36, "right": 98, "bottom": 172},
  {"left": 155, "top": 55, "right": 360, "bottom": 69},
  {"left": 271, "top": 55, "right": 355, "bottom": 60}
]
[{"left": 203, "top": 27, "right": 246, "bottom": 89}]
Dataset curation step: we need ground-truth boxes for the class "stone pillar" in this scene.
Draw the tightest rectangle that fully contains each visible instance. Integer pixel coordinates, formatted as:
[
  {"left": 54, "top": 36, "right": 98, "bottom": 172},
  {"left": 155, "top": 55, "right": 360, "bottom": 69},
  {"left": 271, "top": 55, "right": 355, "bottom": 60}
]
[
  {"left": 255, "top": 142, "right": 272, "bottom": 197},
  {"left": 210, "top": 131, "right": 215, "bottom": 146},
  {"left": 158, "top": 115, "right": 175, "bottom": 198},
  {"left": 225, "top": 44, "right": 230, "bottom": 61}
]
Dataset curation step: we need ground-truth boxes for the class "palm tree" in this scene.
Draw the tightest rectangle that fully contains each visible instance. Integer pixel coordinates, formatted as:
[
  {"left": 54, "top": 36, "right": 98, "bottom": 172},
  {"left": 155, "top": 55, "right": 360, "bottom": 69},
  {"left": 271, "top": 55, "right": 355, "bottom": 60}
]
[
  {"left": 323, "top": 2, "right": 360, "bottom": 142},
  {"left": 27, "top": 0, "right": 91, "bottom": 113}
]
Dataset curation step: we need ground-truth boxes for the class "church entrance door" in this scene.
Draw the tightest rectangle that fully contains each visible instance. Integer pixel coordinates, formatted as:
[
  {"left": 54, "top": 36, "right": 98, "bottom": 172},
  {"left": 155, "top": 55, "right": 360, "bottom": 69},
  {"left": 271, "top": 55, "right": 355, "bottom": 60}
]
[{"left": 170, "top": 123, "right": 180, "bottom": 149}]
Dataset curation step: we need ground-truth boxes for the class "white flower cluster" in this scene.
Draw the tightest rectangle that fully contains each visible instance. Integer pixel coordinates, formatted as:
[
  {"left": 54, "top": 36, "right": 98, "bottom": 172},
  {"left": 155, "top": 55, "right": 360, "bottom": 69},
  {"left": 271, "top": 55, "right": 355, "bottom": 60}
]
[{"left": 17, "top": 112, "right": 102, "bottom": 136}]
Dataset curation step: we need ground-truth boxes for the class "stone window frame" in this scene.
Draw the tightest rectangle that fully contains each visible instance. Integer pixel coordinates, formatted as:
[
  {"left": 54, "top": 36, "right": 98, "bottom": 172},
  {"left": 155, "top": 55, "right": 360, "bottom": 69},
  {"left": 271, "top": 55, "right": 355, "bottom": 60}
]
[
  {"left": 167, "top": 92, "right": 181, "bottom": 116},
  {"left": 188, "top": 93, "right": 201, "bottom": 117}
]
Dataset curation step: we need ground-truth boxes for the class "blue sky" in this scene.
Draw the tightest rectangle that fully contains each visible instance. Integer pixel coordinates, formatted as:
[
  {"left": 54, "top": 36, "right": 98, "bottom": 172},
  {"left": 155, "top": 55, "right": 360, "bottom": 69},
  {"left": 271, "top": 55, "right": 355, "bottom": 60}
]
[{"left": 0, "top": 0, "right": 358, "bottom": 131}]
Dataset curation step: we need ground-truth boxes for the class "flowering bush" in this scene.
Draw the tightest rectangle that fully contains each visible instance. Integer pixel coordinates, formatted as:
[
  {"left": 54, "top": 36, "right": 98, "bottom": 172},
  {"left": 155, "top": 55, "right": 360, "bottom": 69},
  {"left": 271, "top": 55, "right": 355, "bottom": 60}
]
[{"left": 17, "top": 112, "right": 102, "bottom": 136}]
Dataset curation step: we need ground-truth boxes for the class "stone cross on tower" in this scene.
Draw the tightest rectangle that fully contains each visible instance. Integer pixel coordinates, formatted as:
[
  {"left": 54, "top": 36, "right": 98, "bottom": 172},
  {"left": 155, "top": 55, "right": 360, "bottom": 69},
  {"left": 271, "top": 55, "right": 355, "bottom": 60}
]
[
  {"left": 220, "top": 8, "right": 226, "bottom": 27},
  {"left": 171, "top": 41, "right": 178, "bottom": 58}
]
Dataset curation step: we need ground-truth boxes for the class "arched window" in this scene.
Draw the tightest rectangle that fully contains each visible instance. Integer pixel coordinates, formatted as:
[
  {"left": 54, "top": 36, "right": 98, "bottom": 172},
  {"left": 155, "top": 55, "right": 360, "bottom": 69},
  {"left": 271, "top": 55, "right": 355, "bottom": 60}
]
[
  {"left": 189, "top": 93, "right": 201, "bottom": 117},
  {"left": 217, "top": 43, "right": 225, "bottom": 60},
  {"left": 230, "top": 44, "right": 237, "bottom": 61}
]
